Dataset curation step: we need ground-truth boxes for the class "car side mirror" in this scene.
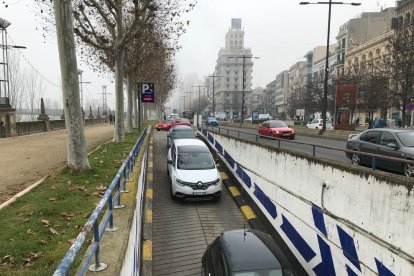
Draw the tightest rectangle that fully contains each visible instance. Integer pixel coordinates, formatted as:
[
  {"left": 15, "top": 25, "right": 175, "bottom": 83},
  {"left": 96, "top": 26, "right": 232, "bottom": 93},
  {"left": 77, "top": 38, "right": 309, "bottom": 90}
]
[
  {"left": 386, "top": 143, "right": 399, "bottom": 149},
  {"left": 167, "top": 160, "right": 173, "bottom": 164}
]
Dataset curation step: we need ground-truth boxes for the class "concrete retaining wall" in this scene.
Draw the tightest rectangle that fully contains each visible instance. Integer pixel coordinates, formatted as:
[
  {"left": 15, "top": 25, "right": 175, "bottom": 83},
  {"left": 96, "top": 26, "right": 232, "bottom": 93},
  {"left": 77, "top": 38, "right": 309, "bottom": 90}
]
[{"left": 200, "top": 128, "right": 414, "bottom": 276}]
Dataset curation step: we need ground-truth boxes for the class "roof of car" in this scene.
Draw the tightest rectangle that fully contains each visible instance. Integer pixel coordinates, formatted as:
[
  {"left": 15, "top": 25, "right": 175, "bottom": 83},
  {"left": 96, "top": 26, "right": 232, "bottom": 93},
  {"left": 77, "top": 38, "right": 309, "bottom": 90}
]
[
  {"left": 220, "top": 229, "right": 284, "bottom": 271},
  {"left": 363, "top": 128, "right": 414, "bottom": 133},
  {"left": 173, "top": 139, "right": 206, "bottom": 147},
  {"left": 170, "top": 125, "right": 193, "bottom": 130}
]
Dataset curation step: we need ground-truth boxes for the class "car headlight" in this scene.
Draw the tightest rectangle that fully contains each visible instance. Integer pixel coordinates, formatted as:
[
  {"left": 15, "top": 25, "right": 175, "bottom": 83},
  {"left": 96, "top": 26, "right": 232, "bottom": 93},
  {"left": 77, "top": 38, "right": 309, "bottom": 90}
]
[
  {"left": 176, "top": 178, "right": 186, "bottom": 186},
  {"left": 292, "top": 130, "right": 295, "bottom": 133},
  {"left": 212, "top": 178, "right": 221, "bottom": 185},
  {"left": 273, "top": 130, "right": 280, "bottom": 134}
]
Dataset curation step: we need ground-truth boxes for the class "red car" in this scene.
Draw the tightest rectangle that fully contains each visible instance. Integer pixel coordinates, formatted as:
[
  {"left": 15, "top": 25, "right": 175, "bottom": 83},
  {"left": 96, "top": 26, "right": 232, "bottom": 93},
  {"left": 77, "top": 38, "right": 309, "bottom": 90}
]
[
  {"left": 258, "top": 120, "right": 295, "bottom": 139},
  {"left": 155, "top": 118, "right": 191, "bottom": 131}
]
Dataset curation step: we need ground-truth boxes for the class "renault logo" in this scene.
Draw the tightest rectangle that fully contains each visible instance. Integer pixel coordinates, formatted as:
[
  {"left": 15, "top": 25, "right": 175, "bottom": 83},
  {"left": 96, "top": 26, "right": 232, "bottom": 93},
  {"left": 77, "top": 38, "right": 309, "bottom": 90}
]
[{"left": 197, "top": 182, "right": 203, "bottom": 188}]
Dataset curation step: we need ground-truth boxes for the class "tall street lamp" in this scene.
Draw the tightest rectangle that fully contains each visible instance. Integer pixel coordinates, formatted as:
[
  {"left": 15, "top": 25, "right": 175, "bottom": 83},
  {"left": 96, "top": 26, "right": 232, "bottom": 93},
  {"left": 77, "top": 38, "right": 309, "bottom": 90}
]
[
  {"left": 77, "top": 69, "right": 91, "bottom": 110},
  {"left": 193, "top": 85, "right": 203, "bottom": 127},
  {"left": 228, "top": 55, "right": 259, "bottom": 125},
  {"left": 205, "top": 75, "right": 223, "bottom": 117},
  {"left": 181, "top": 95, "right": 186, "bottom": 112},
  {"left": 0, "top": 17, "right": 26, "bottom": 107},
  {"left": 300, "top": 1, "right": 360, "bottom": 134},
  {"left": 185, "top": 91, "right": 194, "bottom": 111}
]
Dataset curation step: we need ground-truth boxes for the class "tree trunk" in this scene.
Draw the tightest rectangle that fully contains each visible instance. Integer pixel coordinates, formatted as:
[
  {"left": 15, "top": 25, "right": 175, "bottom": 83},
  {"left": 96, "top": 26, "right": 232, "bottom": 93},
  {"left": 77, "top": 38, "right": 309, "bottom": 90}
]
[
  {"left": 126, "top": 75, "right": 133, "bottom": 133},
  {"left": 53, "top": 0, "right": 90, "bottom": 170},
  {"left": 114, "top": 48, "right": 126, "bottom": 142}
]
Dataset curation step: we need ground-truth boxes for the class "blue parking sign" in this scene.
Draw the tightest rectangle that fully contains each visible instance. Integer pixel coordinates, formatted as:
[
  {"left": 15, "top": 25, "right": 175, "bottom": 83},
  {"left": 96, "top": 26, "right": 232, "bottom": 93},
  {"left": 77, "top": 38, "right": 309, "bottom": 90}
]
[{"left": 141, "top": 83, "right": 155, "bottom": 103}]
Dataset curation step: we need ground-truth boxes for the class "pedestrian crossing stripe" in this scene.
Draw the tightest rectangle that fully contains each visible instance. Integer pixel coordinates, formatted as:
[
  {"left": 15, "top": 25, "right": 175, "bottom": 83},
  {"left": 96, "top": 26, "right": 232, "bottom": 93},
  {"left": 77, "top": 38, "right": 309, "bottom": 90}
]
[
  {"left": 143, "top": 240, "right": 152, "bottom": 261},
  {"left": 241, "top": 205, "right": 257, "bottom": 220},
  {"left": 220, "top": 171, "right": 229, "bottom": 180},
  {"left": 228, "top": 186, "right": 241, "bottom": 197}
]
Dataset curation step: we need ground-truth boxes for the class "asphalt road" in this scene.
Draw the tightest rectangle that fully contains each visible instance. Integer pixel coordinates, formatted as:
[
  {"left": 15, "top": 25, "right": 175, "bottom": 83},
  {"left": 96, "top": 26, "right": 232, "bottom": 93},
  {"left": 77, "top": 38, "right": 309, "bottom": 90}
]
[{"left": 208, "top": 125, "right": 350, "bottom": 164}]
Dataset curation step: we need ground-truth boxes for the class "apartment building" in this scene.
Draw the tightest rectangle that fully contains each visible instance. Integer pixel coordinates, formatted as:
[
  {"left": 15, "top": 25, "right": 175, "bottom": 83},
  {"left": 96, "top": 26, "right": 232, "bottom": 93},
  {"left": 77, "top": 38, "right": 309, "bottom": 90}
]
[
  {"left": 206, "top": 18, "right": 254, "bottom": 119},
  {"left": 335, "top": 7, "right": 395, "bottom": 76}
]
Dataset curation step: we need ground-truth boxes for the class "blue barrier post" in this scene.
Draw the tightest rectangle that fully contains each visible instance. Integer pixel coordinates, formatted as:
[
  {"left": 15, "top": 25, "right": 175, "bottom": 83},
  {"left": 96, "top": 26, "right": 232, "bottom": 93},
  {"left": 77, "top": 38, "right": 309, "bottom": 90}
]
[
  {"left": 105, "top": 193, "right": 118, "bottom": 232},
  {"left": 114, "top": 177, "right": 125, "bottom": 209},
  {"left": 88, "top": 221, "right": 107, "bottom": 272}
]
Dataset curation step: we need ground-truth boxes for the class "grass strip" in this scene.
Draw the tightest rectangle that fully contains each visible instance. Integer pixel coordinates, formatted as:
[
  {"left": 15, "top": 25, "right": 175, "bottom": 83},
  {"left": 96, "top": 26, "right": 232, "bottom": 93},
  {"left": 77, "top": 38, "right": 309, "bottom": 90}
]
[{"left": 0, "top": 122, "right": 154, "bottom": 276}]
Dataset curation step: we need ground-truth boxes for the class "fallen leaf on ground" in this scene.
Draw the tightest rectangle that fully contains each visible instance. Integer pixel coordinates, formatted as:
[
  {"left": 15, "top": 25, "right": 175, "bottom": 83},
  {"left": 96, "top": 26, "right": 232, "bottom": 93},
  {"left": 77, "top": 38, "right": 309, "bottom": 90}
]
[
  {"left": 27, "top": 229, "right": 35, "bottom": 235},
  {"left": 83, "top": 212, "right": 92, "bottom": 218},
  {"left": 68, "top": 239, "right": 75, "bottom": 244},
  {"left": 62, "top": 212, "right": 75, "bottom": 219},
  {"left": 48, "top": 197, "right": 57, "bottom": 201},
  {"left": 49, "top": 228, "right": 59, "bottom": 235},
  {"left": 96, "top": 185, "right": 107, "bottom": 191},
  {"left": 41, "top": 219, "right": 50, "bottom": 226},
  {"left": 77, "top": 186, "right": 87, "bottom": 192},
  {"left": 40, "top": 240, "right": 48, "bottom": 245}
]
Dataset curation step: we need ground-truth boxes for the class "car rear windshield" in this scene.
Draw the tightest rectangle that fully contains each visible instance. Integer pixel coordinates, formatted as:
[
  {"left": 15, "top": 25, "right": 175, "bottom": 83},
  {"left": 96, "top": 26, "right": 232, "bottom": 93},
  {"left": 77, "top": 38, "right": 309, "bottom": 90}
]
[
  {"left": 172, "top": 130, "right": 195, "bottom": 139},
  {"left": 177, "top": 146, "right": 214, "bottom": 170},
  {"left": 396, "top": 131, "right": 414, "bottom": 147},
  {"left": 268, "top": 121, "right": 287, "bottom": 128},
  {"left": 233, "top": 268, "right": 290, "bottom": 276}
]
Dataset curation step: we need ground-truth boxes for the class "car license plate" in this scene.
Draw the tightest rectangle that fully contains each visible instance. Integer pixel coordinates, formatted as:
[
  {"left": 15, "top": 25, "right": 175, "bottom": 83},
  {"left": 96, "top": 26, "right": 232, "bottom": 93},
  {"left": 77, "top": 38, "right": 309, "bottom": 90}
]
[
  {"left": 283, "top": 133, "right": 290, "bottom": 136},
  {"left": 193, "top": 191, "right": 207, "bottom": 195}
]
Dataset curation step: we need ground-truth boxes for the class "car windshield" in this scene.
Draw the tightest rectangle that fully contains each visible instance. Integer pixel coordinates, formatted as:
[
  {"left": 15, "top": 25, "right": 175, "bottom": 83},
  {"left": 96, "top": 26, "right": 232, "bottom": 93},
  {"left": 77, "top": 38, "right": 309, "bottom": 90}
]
[
  {"left": 268, "top": 121, "right": 287, "bottom": 128},
  {"left": 177, "top": 147, "right": 214, "bottom": 170},
  {"left": 233, "top": 269, "right": 285, "bottom": 276},
  {"left": 396, "top": 131, "right": 414, "bottom": 147},
  {"left": 172, "top": 130, "right": 195, "bottom": 139},
  {"left": 208, "top": 117, "right": 217, "bottom": 122}
]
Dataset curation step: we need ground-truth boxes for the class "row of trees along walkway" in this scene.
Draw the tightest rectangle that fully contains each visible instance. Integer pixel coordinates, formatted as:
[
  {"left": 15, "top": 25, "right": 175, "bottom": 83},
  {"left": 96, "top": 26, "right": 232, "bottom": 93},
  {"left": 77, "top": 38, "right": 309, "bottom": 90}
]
[{"left": 2, "top": 0, "right": 196, "bottom": 171}]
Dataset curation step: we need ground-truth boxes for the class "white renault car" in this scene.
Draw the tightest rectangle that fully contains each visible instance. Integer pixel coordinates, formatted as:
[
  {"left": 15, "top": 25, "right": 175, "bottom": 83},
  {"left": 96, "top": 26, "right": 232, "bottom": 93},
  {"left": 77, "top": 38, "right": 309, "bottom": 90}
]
[{"left": 167, "top": 139, "right": 222, "bottom": 200}]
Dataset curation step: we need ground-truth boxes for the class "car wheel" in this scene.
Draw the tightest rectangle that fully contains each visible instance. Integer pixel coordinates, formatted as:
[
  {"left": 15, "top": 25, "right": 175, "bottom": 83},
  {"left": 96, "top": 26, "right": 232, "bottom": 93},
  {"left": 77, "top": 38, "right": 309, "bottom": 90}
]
[
  {"left": 403, "top": 162, "right": 414, "bottom": 177},
  {"left": 156, "top": 128, "right": 160, "bottom": 131},
  {"left": 351, "top": 151, "right": 361, "bottom": 165}
]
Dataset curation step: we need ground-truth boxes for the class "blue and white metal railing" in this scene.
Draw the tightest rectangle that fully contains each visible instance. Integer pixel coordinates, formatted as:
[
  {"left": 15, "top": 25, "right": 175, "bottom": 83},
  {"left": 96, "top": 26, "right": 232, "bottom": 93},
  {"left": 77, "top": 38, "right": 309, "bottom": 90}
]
[{"left": 53, "top": 128, "right": 147, "bottom": 276}]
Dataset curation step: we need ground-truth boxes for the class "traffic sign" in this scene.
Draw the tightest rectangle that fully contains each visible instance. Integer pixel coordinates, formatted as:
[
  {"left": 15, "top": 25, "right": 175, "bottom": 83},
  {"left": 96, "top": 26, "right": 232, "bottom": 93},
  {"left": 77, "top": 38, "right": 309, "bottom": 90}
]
[
  {"left": 406, "top": 103, "right": 414, "bottom": 111},
  {"left": 141, "top": 83, "right": 155, "bottom": 103}
]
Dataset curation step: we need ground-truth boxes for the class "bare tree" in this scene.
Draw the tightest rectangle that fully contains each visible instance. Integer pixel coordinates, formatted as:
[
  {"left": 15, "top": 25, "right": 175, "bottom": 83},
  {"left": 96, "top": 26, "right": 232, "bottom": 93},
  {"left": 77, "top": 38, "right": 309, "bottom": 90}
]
[
  {"left": 24, "top": 70, "right": 45, "bottom": 120},
  {"left": 383, "top": 26, "right": 414, "bottom": 126},
  {"left": 8, "top": 52, "right": 26, "bottom": 117}
]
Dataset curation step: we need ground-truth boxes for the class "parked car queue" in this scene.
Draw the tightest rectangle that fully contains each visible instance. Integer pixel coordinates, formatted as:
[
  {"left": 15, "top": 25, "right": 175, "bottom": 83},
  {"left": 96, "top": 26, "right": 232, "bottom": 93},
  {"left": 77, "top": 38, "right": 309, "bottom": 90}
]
[{"left": 157, "top": 125, "right": 298, "bottom": 275}]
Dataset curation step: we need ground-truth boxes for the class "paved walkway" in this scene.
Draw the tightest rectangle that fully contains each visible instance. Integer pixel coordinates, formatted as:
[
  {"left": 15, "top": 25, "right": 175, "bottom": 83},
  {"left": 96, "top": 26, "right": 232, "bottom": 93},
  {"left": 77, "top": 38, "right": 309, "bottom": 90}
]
[{"left": 0, "top": 124, "right": 114, "bottom": 204}]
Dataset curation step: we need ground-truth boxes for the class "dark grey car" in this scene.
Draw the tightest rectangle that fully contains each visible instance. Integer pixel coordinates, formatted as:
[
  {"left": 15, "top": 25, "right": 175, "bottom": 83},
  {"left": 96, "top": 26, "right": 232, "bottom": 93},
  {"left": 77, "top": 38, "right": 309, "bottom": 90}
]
[
  {"left": 167, "top": 125, "right": 196, "bottom": 148},
  {"left": 202, "top": 229, "right": 296, "bottom": 276},
  {"left": 346, "top": 129, "right": 414, "bottom": 177}
]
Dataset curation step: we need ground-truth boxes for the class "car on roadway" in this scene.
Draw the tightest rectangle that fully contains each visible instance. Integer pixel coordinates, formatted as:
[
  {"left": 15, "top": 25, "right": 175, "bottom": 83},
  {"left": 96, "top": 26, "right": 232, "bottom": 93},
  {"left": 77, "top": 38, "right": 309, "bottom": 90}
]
[
  {"left": 206, "top": 117, "right": 219, "bottom": 126},
  {"left": 306, "top": 118, "right": 333, "bottom": 130},
  {"left": 167, "top": 139, "right": 222, "bottom": 200},
  {"left": 202, "top": 229, "right": 296, "bottom": 276},
  {"left": 155, "top": 118, "right": 191, "bottom": 131},
  {"left": 346, "top": 129, "right": 414, "bottom": 177},
  {"left": 167, "top": 125, "right": 197, "bottom": 148},
  {"left": 258, "top": 120, "right": 295, "bottom": 140}
]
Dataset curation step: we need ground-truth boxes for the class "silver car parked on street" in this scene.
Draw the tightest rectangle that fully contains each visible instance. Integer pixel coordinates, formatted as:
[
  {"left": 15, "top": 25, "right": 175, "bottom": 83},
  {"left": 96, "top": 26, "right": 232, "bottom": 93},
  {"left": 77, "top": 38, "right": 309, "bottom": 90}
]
[{"left": 346, "top": 129, "right": 414, "bottom": 177}]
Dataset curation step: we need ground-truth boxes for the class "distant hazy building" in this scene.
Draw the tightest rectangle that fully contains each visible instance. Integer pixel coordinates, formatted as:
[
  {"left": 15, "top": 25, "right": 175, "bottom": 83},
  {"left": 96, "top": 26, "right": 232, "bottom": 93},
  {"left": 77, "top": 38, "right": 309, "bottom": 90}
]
[
  {"left": 274, "top": 70, "right": 289, "bottom": 117},
  {"left": 207, "top": 18, "right": 254, "bottom": 119},
  {"left": 335, "top": 7, "right": 395, "bottom": 75}
]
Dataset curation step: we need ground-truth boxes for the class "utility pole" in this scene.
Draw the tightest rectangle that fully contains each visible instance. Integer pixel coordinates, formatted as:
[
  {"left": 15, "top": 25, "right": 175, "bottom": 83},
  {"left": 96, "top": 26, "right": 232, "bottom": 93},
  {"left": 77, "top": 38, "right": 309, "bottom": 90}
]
[
  {"left": 99, "top": 85, "right": 111, "bottom": 116},
  {"left": 205, "top": 75, "right": 223, "bottom": 117},
  {"left": 77, "top": 69, "right": 91, "bottom": 110},
  {"left": 181, "top": 96, "right": 186, "bottom": 112},
  {"left": 193, "top": 85, "right": 203, "bottom": 127},
  {"left": 185, "top": 92, "right": 194, "bottom": 111},
  {"left": 300, "top": 0, "right": 361, "bottom": 134},
  {"left": 228, "top": 55, "right": 259, "bottom": 125}
]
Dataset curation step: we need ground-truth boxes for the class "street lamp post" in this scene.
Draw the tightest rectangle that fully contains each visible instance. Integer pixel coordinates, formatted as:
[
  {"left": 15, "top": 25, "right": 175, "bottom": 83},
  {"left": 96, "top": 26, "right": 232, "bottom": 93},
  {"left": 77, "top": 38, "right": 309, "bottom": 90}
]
[
  {"left": 205, "top": 75, "right": 223, "bottom": 117},
  {"left": 193, "top": 85, "right": 203, "bottom": 127},
  {"left": 185, "top": 91, "right": 194, "bottom": 111},
  {"left": 181, "top": 95, "right": 186, "bottom": 112},
  {"left": 300, "top": 1, "right": 360, "bottom": 134},
  {"left": 228, "top": 55, "right": 259, "bottom": 125}
]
